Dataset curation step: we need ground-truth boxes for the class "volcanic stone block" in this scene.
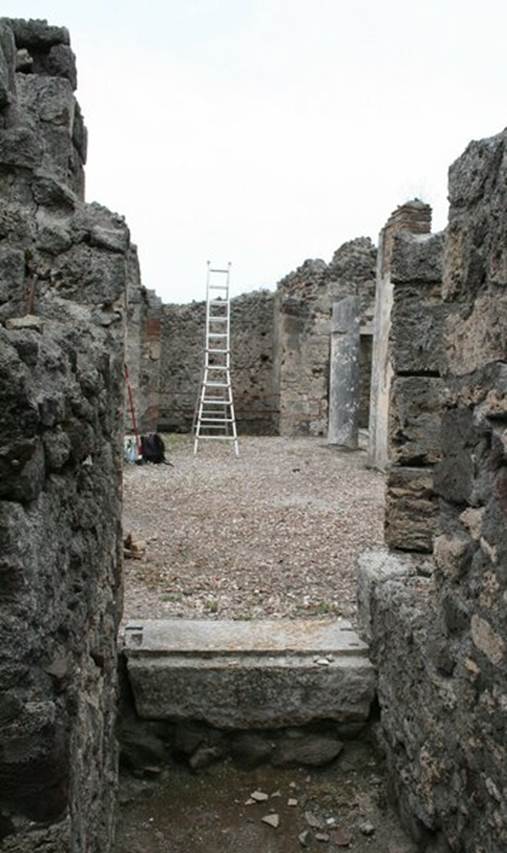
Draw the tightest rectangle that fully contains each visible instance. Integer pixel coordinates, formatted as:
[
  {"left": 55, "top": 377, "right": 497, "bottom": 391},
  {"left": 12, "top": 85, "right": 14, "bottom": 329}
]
[
  {"left": 389, "top": 377, "right": 444, "bottom": 466},
  {"left": 328, "top": 296, "right": 360, "bottom": 448},
  {"left": 385, "top": 467, "right": 439, "bottom": 552},
  {"left": 125, "top": 620, "right": 376, "bottom": 729},
  {"left": 391, "top": 231, "right": 444, "bottom": 284}
]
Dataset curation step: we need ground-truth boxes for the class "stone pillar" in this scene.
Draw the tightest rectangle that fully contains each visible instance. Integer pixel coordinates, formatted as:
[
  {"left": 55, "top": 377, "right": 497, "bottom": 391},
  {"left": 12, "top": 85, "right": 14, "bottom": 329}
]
[
  {"left": 384, "top": 230, "right": 445, "bottom": 552},
  {"left": 328, "top": 296, "right": 360, "bottom": 448},
  {"left": 368, "top": 200, "right": 432, "bottom": 470}
]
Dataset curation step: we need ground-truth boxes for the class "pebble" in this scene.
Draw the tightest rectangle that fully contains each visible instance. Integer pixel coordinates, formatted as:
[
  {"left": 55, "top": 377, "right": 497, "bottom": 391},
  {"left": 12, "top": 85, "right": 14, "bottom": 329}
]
[
  {"left": 359, "top": 819, "right": 375, "bottom": 836},
  {"left": 261, "top": 813, "right": 280, "bottom": 828},
  {"left": 305, "top": 811, "right": 321, "bottom": 828},
  {"left": 251, "top": 790, "right": 269, "bottom": 802},
  {"left": 334, "top": 827, "right": 353, "bottom": 847},
  {"left": 271, "top": 790, "right": 282, "bottom": 798},
  {"left": 298, "top": 829, "right": 310, "bottom": 847},
  {"left": 315, "top": 657, "right": 331, "bottom": 666},
  {"left": 289, "top": 781, "right": 297, "bottom": 789},
  {"left": 288, "top": 798, "right": 298, "bottom": 807},
  {"left": 316, "top": 832, "right": 330, "bottom": 842},
  {"left": 244, "top": 798, "right": 255, "bottom": 805}
]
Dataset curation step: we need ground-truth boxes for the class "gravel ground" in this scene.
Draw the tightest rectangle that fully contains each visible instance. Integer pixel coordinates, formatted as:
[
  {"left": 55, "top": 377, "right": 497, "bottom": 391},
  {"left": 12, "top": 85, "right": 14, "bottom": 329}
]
[{"left": 122, "top": 435, "right": 385, "bottom": 624}]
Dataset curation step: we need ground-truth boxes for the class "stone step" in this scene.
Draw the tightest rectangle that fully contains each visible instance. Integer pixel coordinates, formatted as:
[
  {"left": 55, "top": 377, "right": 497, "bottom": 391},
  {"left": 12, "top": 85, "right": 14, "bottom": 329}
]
[{"left": 124, "top": 619, "right": 376, "bottom": 729}]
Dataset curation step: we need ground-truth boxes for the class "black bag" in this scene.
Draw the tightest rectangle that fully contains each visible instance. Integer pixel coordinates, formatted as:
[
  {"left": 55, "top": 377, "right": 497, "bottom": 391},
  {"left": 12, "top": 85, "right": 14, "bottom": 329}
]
[{"left": 140, "top": 433, "right": 166, "bottom": 464}]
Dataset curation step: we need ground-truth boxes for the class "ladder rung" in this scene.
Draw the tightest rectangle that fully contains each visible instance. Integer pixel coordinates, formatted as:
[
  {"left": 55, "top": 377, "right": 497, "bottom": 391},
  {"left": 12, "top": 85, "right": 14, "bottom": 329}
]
[
  {"left": 199, "top": 425, "right": 230, "bottom": 430},
  {"left": 210, "top": 300, "right": 227, "bottom": 306},
  {"left": 202, "top": 399, "right": 231, "bottom": 404},
  {"left": 209, "top": 268, "right": 229, "bottom": 274},
  {"left": 206, "top": 348, "right": 229, "bottom": 354},
  {"left": 208, "top": 333, "right": 227, "bottom": 338},
  {"left": 208, "top": 316, "right": 228, "bottom": 321},
  {"left": 196, "top": 435, "right": 236, "bottom": 441},
  {"left": 206, "top": 382, "right": 229, "bottom": 387},
  {"left": 207, "top": 365, "right": 228, "bottom": 370},
  {"left": 201, "top": 417, "right": 233, "bottom": 422},
  {"left": 209, "top": 284, "right": 228, "bottom": 290}
]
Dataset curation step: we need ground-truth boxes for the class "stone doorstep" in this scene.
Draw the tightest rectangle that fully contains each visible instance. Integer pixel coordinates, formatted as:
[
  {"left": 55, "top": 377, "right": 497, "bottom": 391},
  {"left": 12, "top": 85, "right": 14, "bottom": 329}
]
[{"left": 124, "top": 619, "right": 376, "bottom": 729}]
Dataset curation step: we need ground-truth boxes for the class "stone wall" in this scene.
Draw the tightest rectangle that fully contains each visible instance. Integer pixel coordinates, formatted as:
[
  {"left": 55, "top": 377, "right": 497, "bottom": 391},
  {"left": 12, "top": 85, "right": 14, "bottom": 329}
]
[
  {"left": 274, "top": 237, "right": 376, "bottom": 437},
  {"left": 125, "top": 253, "right": 161, "bottom": 434},
  {"left": 0, "top": 19, "right": 129, "bottom": 851},
  {"left": 359, "top": 130, "right": 507, "bottom": 852},
  {"left": 159, "top": 289, "right": 276, "bottom": 434},
  {"left": 385, "top": 230, "right": 445, "bottom": 552},
  {"left": 368, "top": 201, "right": 432, "bottom": 470}
]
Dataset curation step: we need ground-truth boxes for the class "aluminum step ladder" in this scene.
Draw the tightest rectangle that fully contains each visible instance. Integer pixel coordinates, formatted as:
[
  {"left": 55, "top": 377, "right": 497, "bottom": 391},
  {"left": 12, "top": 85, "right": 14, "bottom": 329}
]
[{"left": 193, "top": 262, "right": 239, "bottom": 456}]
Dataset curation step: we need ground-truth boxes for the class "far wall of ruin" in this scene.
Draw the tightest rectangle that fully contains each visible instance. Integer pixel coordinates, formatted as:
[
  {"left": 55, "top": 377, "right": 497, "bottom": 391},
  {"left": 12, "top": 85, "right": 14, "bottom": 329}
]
[{"left": 127, "top": 237, "right": 378, "bottom": 438}]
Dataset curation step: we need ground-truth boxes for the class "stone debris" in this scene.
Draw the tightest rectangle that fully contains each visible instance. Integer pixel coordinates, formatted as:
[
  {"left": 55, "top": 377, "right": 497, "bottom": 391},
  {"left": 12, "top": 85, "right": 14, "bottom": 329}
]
[
  {"left": 305, "top": 811, "right": 322, "bottom": 828},
  {"left": 333, "top": 827, "right": 353, "bottom": 847},
  {"left": 244, "top": 798, "right": 255, "bottom": 805},
  {"left": 359, "top": 819, "right": 375, "bottom": 836},
  {"left": 315, "top": 832, "right": 330, "bottom": 842},
  {"left": 261, "top": 813, "right": 279, "bottom": 828},
  {"left": 298, "top": 829, "right": 310, "bottom": 847},
  {"left": 288, "top": 797, "right": 298, "bottom": 806},
  {"left": 124, "top": 533, "right": 146, "bottom": 560},
  {"left": 271, "top": 790, "right": 281, "bottom": 798},
  {"left": 250, "top": 790, "right": 269, "bottom": 802}
]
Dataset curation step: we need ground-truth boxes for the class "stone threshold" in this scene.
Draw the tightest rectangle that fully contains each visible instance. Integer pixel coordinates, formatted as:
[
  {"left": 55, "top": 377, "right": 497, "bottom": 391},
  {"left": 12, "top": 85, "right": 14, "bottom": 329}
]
[{"left": 124, "top": 619, "right": 376, "bottom": 729}]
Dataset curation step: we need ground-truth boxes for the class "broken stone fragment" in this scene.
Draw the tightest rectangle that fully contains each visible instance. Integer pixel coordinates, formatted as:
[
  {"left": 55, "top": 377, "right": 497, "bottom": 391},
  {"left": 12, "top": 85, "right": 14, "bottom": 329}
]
[
  {"left": 261, "top": 813, "right": 279, "bottom": 828},
  {"left": 250, "top": 790, "right": 269, "bottom": 802},
  {"left": 298, "top": 829, "right": 310, "bottom": 847},
  {"left": 358, "top": 819, "right": 375, "bottom": 836},
  {"left": 304, "top": 811, "right": 322, "bottom": 828},
  {"left": 315, "top": 832, "right": 330, "bottom": 842},
  {"left": 5, "top": 314, "right": 43, "bottom": 332},
  {"left": 288, "top": 797, "right": 298, "bottom": 806}
]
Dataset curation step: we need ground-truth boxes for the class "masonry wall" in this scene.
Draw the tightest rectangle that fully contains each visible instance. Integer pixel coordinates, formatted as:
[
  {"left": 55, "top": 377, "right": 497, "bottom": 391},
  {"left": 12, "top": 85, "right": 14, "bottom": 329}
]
[
  {"left": 368, "top": 201, "right": 432, "bottom": 470},
  {"left": 125, "top": 253, "right": 161, "bottom": 434},
  {"left": 274, "top": 237, "right": 376, "bottom": 437},
  {"left": 359, "top": 130, "right": 507, "bottom": 852},
  {"left": 0, "top": 19, "right": 128, "bottom": 851},
  {"left": 385, "top": 230, "right": 445, "bottom": 552},
  {"left": 159, "top": 289, "right": 276, "bottom": 434}
]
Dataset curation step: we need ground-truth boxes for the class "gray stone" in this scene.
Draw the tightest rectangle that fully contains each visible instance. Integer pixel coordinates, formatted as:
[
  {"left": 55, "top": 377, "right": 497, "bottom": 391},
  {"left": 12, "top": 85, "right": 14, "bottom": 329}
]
[
  {"left": 328, "top": 296, "right": 361, "bottom": 449},
  {"left": 356, "top": 547, "right": 419, "bottom": 642},
  {"left": 385, "top": 468, "right": 439, "bottom": 553},
  {"left": 272, "top": 733, "right": 343, "bottom": 767},
  {"left": 230, "top": 732, "right": 273, "bottom": 768},
  {"left": 389, "top": 376, "right": 444, "bottom": 466},
  {"left": 125, "top": 619, "right": 375, "bottom": 729}
]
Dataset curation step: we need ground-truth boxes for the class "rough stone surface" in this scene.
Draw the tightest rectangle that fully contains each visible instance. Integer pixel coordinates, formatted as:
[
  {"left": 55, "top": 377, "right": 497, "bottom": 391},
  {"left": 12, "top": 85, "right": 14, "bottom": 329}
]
[
  {"left": 362, "top": 130, "right": 507, "bottom": 852},
  {"left": 368, "top": 201, "right": 432, "bottom": 471},
  {"left": 124, "top": 619, "right": 375, "bottom": 729},
  {"left": 125, "top": 253, "right": 161, "bottom": 433},
  {"left": 274, "top": 238, "right": 376, "bottom": 437},
  {"left": 0, "top": 18, "right": 129, "bottom": 852},
  {"left": 385, "top": 229, "right": 445, "bottom": 554}
]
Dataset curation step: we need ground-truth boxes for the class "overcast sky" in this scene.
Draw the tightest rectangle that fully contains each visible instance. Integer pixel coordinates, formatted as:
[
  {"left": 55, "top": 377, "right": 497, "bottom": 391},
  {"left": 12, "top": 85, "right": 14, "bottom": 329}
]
[{"left": 5, "top": 1, "right": 507, "bottom": 302}]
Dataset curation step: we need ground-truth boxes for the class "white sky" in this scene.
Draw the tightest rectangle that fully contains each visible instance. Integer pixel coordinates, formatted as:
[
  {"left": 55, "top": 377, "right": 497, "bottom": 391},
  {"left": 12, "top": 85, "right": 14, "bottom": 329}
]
[{"left": 4, "top": 1, "right": 507, "bottom": 302}]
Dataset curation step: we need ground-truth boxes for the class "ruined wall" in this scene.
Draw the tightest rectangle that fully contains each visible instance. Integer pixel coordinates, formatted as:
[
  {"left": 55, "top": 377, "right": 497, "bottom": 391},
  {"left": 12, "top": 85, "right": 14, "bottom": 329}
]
[
  {"left": 385, "top": 230, "right": 445, "bottom": 552},
  {"left": 0, "top": 19, "right": 129, "bottom": 851},
  {"left": 359, "top": 131, "right": 507, "bottom": 852},
  {"left": 274, "top": 237, "right": 376, "bottom": 437},
  {"left": 125, "top": 252, "right": 161, "bottom": 434},
  {"left": 368, "top": 201, "right": 432, "bottom": 470},
  {"left": 159, "top": 289, "right": 276, "bottom": 434}
]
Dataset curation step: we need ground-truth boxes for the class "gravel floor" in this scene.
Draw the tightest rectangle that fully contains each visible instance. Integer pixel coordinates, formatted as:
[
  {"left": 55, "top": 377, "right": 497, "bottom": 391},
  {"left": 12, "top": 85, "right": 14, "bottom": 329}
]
[{"left": 122, "top": 435, "right": 385, "bottom": 624}]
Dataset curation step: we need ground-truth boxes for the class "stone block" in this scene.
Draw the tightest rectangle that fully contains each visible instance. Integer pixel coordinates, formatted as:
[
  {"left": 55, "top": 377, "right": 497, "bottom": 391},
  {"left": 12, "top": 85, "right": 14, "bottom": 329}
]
[
  {"left": 391, "top": 231, "right": 444, "bottom": 284},
  {"left": 389, "top": 377, "right": 444, "bottom": 465},
  {"left": 390, "top": 299, "right": 445, "bottom": 375},
  {"left": 385, "top": 467, "right": 439, "bottom": 553},
  {"left": 0, "top": 22, "right": 15, "bottom": 108},
  {"left": 125, "top": 619, "right": 375, "bottom": 729},
  {"left": 356, "top": 547, "right": 422, "bottom": 642}
]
